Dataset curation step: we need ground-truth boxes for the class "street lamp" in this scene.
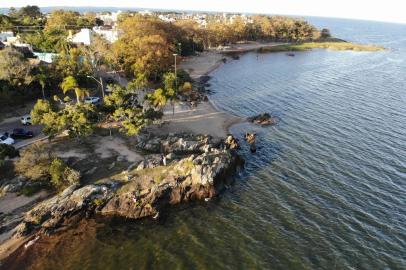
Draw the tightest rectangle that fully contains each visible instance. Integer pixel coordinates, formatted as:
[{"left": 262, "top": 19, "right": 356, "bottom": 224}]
[
  {"left": 173, "top": 53, "right": 178, "bottom": 77},
  {"left": 87, "top": 75, "right": 105, "bottom": 98}
]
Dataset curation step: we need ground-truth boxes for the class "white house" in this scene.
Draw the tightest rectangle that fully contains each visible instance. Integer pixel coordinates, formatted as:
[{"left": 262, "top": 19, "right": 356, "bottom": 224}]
[
  {"left": 0, "top": 31, "right": 14, "bottom": 42},
  {"left": 33, "top": 52, "right": 58, "bottom": 63},
  {"left": 158, "top": 14, "right": 176, "bottom": 23},
  {"left": 68, "top": 29, "right": 93, "bottom": 46},
  {"left": 93, "top": 26, "right": 119, "bottom": 43},
  {"left": 3, "top": 35, "right": 33, "bottom": 52},
  {"left": 97, "top": 10, "right": 122, "bottom": 25}
]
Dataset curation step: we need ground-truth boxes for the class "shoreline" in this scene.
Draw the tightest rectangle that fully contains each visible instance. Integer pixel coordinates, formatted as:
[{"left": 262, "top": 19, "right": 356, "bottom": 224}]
[
  {"left": 177, "top": 41, "right": 287, "bottom": 135},
  {"left": 0, "top": 41, "right": 292, "bottom": 262}
]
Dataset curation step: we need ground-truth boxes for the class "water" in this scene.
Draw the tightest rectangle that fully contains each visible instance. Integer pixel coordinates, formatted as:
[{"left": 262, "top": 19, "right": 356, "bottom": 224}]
[{"left": 4, "top": 18, "right": 406, "bottom": 270}]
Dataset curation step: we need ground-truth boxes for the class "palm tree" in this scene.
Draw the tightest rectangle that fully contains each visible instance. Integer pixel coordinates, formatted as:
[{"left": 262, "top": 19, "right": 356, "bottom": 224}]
[
  {"left": 60, "top": 76, "right": 88, "bottom": 104},
  {"left": 35, "top": 73, "right": 47, "bottom": 100}
]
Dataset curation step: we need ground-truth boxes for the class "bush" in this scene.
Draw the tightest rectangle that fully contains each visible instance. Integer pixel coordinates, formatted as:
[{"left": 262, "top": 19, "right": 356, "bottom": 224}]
[
  {"left": 0, "top": 144, "right": 19, "bottom": 166},
  {"left": 49, "top": 158, "right": 80, "bottom": 189},
  {"left": 15, "top": 144, "right": 80, "bottom": 190},
  {"left": 181, "top": 82, "right": 193, "bottom": 95},
  {"left": 15, "top": 143, "right": 54, "bottom": 181},
  {"left": 49, "top": 158, "right": 66, "bottom": 187}
]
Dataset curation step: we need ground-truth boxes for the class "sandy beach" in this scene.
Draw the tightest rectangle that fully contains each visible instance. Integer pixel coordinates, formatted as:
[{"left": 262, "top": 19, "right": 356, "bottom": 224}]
[{"left": 163, "top": 41, "right": 285, "bottom": 137}]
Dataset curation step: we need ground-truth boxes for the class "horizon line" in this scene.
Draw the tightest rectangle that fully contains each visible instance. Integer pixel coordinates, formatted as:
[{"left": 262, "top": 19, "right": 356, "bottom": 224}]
[{"left": 1, "top": 5, "right": 405, "bottom": 25}]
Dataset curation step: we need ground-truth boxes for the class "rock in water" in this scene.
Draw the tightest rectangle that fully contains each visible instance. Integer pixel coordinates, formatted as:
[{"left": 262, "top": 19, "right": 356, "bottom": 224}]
[{"left": 247, "top": 113, "right": 276, "bottom": 126}]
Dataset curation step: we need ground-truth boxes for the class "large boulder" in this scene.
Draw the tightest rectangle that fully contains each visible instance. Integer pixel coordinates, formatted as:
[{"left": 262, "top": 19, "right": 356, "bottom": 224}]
[
  {"left": 247, "top": 113, "right": 277, "bottom": 126},
  {"left": 101, "top": 148, "right": 242, "bottom": 219}
]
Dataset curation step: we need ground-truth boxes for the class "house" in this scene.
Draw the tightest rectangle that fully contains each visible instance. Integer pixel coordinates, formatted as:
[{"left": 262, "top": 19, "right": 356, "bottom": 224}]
[
  {"left": 0, "top": 31, "right": 14, "bottom": 42},
  {"left": 97, "top": 10, "right": 122, "bottom": 26},
  {"left": 139, "top": 10, "right": 152, "bottom": 16},
  {"left": 93, "top": 26, "right": 119, "bottom": 43},
  {"left": 158, "top": 14, "right": 176, "bottom": 23},
  {"left": 33, "top": 52, "right": 58, "bottom": 63},
  {"left": 67, "top": 29, "right": 93, "bottom": 46},
  {"left": 3, "top": 35, "right": 34, "bottom": 55}
]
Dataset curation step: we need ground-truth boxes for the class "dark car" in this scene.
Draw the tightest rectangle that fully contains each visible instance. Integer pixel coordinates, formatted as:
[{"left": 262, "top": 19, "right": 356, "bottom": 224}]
[
  {"left": 11, "top": 128, "right": 34, "bottom": 139},
  {"left": 105, "top": 77, "right": 115, "bottom": 84}
]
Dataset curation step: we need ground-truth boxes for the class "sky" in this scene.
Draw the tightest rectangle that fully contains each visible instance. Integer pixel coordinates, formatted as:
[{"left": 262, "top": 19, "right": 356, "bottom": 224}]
[{"left": 1, "top": 0, "right": 405, "bottom": 24}]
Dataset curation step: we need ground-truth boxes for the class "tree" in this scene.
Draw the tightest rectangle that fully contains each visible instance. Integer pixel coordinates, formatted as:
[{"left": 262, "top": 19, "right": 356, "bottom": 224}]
[
  {"left": 321, "top": 28, "right": 331, "bottom": 39},
  {"left": 112, "top": 15, "right": 174, "bottom": 80},
  {"left": 60, "top": 76, "right": 89, "bottom": 103},
  {"left": 49, "top": 158, "right": 80, "bottom": 189},
  {"left": 127, "top": 73, "right": 148, "bottom": 92},
  {"left": 53, "top": 48, "right": 93, "bottom": 79},
  {"left": 45, "top": 10, "right": 91, "bottom": 31},
  {"left": 14, "top": 5, "right": 42, "bottom": 18},
  {"left": 59, "top": 103, "right": 96, "bottom": 138},
  {"left": 103, "top": 83, "right": 162, "bottom": 136},
  {"left": 35, "top": 73, "right": 47, "bottom": 100},
  {"left": 0, "top": 15, "right": 15, "bottom": 31},
  {"left": 31, "top": 99, "right": 60, "bottom": 136},
  {"left": 148, "top": 88, "right": 167, "bottom": 109},
  {"left": 0, "top": 47, "right": 33, "bottom": 87},
  {"left": 162, "top": 72, "right": 178, "bottom": 115},
  {"left": 32, "top": 99, "right": 96, "bottom": 138}
]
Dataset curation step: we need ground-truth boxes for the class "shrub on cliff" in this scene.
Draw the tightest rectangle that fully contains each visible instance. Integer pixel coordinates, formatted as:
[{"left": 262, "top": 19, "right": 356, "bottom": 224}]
[
  {"left": 0, "top": 144, "right": 19, "bottom": 166},
  {"left": 15, "top": 143, "right": 54, "bottom": 181},
  {"left": 49, "top": 158, "right": 81, "bottom": 189},
  {"left": 15, "top": 143, "right": 80, "bottom": 190}
]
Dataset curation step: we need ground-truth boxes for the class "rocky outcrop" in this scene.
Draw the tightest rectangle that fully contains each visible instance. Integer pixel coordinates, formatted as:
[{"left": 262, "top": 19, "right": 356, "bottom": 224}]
[
  {"left": 12, "top": 134, "right": 243, "bottom": 238},
  {"left": 101, "top": 148, "right": 242, "bottom": 219},
  {"left": 137, "top": 133, "right": 223, "bottom": 154},
  {"left": 13, "top": 183, "right": 117, "bottom": 237},
  {"left": 247, "top": 113, "right": 277, "bottom": 126}
]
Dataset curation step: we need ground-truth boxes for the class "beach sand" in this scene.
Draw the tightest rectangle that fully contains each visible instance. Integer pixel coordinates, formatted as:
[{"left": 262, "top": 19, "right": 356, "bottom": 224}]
[
  {"left": 161, "top": 41, "right": 284, "bottom": 137},
  {"left": 149, "top": 101, "right": 240, "bottom": 138}
]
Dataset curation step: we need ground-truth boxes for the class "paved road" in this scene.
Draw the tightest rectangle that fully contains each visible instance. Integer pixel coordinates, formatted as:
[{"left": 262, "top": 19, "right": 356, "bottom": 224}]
[{"left": 0, "top": 117, "right": 45, "bottom": 149}]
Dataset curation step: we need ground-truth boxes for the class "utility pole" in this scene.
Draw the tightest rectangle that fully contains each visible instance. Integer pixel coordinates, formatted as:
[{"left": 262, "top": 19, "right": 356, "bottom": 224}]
[{"left": 87, "top": 75, "right": 104, "bottom": 98}]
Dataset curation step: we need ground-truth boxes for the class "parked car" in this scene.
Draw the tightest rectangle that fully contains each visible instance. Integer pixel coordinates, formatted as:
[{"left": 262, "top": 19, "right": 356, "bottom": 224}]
[
  {"left": 21, "top": 115, "right": 32, "bottom": 125},
  {"left": 11, "top": 128, "right": 34, "bottom": 139},
  {"left": 84, "top": 96, "right": 101, "bottom": 104},
  {"left": 105, "top": 85, "right": 114, "bottom": 94},
  {"left": 105, "top": 77, "right": 115, "bottom": 84},
  {"left": 0, "top": 133, "right": 15, "bottom": 145}
]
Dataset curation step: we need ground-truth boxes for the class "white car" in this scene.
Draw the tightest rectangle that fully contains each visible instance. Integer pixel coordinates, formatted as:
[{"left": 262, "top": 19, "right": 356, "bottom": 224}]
[
  {"left": 0, "top": 134, "right": 14, "bottom": 145},
  {"left": 21, "top": 115, "right": 32, "bottom": 125},
  {"left": 84, "top": 97, "right": 101, "bottom": 104}
]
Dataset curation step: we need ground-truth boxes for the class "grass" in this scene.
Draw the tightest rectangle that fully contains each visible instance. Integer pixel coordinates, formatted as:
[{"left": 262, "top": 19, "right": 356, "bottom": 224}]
[{"left": 259, "top": 42, "right": 385, "bottom": 53}]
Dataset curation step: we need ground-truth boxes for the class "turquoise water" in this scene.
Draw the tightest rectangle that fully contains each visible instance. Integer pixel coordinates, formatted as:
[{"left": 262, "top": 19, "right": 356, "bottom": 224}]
[{"left": 4, "top": 18, "right": 406, "bottom": 269}]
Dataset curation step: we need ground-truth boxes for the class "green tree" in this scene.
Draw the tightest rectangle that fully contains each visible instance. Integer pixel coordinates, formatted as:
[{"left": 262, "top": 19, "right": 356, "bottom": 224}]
[
  {"left": 0, "top": 47, "right": 33, "bottom": 87},
  {"left": 148, "top": 88, "right": 167, "bottom": 109},
  {"left": 163, "top": 72, "right": 178, "bottom": 115},
  {"left": 34, "top": 73, "right": 47, "bottom": 100},
  {"left": 32, "top": 99, "right": 96, "bottom": 138},
  {"left": 59, "top": 103, "right": 96, "bottom": 138},
  {"left": 49, "top": 158, "right": 80, "bottom": 189},
  {"left": 60, "top": 76, "right": 89, "bottom": 103},
  {"left": 127, "top": 73, "right": 148, "bottom": 92}
]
